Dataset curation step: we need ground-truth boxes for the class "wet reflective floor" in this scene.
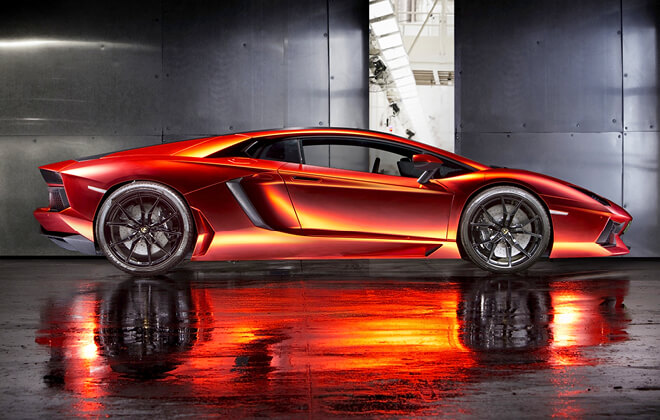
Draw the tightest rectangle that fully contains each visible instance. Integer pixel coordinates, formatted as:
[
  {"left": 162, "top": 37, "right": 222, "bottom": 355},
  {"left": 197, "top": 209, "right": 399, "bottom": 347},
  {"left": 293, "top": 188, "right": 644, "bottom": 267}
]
[{"left": 0, "top": 258, "right": 659, "bottom": 418}]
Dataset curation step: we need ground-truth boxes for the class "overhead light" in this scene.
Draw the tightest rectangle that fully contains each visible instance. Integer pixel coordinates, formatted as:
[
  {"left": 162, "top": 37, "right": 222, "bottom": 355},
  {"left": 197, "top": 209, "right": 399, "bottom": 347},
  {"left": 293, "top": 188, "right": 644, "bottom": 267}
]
[
  {"left": 398, "top": 82, "right": 417, "bottom": 93},
  {"left": 369, "top": 1, "right": 394, "bottom": 20},
  {"left": 371, "top": 17, "right": 399, "bottom": 37},
  {"left": 381, "top": 46, "right": 406, "bottom": 61},
  {"left": 386, "top": 56, "right": 408, "bottom": 70},
  {"left": 399, "top": 85, "right": 418, "bottom": 98},
  {"left": 395, "top": 75, "right": 416, "bottom": 88},
  {"left": 377, "top": 33, "right": 403, "bottom": 49},
  {"left": 390, "top": 67, "right": 412, "bottom": 81}
]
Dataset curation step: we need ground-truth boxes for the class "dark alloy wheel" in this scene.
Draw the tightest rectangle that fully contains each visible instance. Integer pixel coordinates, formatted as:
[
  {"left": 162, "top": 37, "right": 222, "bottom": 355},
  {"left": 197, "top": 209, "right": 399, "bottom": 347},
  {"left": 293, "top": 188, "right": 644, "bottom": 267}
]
[
  {"left": 460, "top": 186, "right": 551, "bottom": 273},
  {"left": 96, "top": 182, "right": 194, "bottom": 276}
]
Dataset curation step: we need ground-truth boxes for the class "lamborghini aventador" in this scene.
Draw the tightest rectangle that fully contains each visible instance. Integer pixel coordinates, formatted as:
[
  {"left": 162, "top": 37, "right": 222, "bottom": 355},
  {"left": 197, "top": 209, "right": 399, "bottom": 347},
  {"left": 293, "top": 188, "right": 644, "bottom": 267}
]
[{"left": 34, "top": 128, "right": 632, "bottom": 275}]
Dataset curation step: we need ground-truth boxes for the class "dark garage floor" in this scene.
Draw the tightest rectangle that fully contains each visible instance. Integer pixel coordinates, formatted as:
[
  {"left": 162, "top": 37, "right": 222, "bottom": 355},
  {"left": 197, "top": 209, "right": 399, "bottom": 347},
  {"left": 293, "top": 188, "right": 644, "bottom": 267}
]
[{"left": 0, "top": 258, "right": 658, "bottom": 418}]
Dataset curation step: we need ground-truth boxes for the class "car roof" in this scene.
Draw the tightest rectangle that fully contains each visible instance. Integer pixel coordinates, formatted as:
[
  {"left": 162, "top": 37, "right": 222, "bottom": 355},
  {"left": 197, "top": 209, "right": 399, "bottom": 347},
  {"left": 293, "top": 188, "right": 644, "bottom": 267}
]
[{"left": 175, "top": 127, "right": 490, "bottom": 170}]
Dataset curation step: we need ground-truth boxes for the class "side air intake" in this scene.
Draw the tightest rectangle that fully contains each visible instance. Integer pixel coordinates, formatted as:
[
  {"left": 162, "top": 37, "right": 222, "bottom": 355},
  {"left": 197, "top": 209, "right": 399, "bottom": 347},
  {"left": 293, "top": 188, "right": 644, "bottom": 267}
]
[{"left": 596, "top": 220, "right": 624, "bottom": 247}]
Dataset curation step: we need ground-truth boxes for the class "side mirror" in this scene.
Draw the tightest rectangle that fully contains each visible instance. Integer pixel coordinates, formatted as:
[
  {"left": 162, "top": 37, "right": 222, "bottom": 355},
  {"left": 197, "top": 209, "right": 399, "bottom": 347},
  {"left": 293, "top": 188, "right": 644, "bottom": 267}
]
[
  {"left": 413, "top": 154, "right": 443, "bottom": 165},
  {"left": 412, "top": 154, "right": 443, "bottom": 184}
]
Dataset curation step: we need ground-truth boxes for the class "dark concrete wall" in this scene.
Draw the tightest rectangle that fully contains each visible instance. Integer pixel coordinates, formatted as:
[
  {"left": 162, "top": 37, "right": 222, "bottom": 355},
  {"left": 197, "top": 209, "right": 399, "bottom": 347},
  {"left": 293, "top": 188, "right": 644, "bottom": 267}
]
[
  {"left": 0, "top": 0, "right": 368, "bottom": 255},
  {"left": 456, "top": 0, "right": 660, "bottom": 256}
]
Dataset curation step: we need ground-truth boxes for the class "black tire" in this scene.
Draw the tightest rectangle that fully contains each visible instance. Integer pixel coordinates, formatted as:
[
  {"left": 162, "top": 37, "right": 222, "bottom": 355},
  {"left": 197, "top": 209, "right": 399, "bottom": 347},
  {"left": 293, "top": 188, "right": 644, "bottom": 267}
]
[
  {"left": 459, "top": 186, "right": 551, "bottom": 273},
  {"left": 96, "top": 181, "right": 194, "bottom": 276}
]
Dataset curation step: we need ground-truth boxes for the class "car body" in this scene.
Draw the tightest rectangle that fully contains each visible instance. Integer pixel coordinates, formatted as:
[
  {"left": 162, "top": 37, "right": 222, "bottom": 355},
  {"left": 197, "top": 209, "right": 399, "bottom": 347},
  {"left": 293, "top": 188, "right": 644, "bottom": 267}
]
[{"left": 34, "top": 128, "right": 632, "bottom": 275}]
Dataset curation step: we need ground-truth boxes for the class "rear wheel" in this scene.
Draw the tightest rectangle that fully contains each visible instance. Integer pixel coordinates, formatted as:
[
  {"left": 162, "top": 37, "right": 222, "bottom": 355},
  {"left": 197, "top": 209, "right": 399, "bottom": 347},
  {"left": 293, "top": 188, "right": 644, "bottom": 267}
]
[
  {"left": 96, "top": 182, "right": 194, "bottom": 276},
  {"left": 460, "top": 186, "right": 551, "bottom": 273}
]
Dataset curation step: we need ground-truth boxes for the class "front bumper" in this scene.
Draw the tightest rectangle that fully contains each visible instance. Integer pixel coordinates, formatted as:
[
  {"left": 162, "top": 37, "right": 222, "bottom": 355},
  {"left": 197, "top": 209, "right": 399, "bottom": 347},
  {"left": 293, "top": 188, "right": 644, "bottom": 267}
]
[{"left": 548, "top": 199, "right": 632, "bottom": 258}]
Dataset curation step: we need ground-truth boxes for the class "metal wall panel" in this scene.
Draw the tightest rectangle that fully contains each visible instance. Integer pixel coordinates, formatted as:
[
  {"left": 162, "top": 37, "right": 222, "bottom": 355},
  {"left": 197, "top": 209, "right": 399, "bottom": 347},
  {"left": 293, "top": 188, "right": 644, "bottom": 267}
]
[
  {"left": 328, "top": 0, "right": 369, "bottom": 128},
  {"left": 457, "top": 0, "right": 660, "bottom": 256},
  {"left": 0, "top": 0, "right": 368, "bottom": 256},
  {"left": 285, "top": 0, "right": 332, "bottom": 128},
  {"left": 459, "top": 132, "right": 623, "bottom": 204},
  {"left": 0, "top": 1, "right": 162, "bottom": 136},
  {"left": 622, "top": 0, "right": 659, "bottom": 132},
  {"left": 456, "top": 0, "right": 622, "bottom": 134},
  {"left": 0, "top": 135, "right": 160, "bottom": 256},
  {"left": 623, "top": 132, "right": 660, "bottom": 257},
  {"left": 162, "top": 0, "right": 330, "bottom": 135}
]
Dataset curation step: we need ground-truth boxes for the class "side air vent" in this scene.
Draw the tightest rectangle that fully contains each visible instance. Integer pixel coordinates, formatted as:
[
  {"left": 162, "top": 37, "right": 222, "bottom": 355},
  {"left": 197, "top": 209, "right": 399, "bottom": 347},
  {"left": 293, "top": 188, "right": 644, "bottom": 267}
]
[
  {"left": 40, "top": 169, "right": 63, "bottom": 185},
  {"left": 48, "top": 187, "right": 70, "bottom": 212},
  {"left": 226, "top": 178, "right": 273, "bottom": 230}
]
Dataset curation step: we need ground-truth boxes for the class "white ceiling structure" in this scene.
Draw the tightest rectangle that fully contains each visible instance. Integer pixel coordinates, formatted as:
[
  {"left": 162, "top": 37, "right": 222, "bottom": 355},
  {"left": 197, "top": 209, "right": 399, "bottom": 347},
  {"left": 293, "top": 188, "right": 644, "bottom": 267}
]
[{"left": 369, "top": 0, "right": 455, "bottom": 143}]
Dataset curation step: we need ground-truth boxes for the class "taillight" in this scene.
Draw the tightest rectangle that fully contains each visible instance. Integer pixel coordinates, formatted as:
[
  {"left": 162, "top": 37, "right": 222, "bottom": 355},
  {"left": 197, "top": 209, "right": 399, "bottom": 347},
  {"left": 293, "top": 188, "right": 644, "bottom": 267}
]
[
  {"left": 40, "top": 169, "right": 69, "bottom": 211},
  {"left": 48, "top": 187, "right": 70, "bottom": 212},
  {"left": 40, "top": 169, "right": 63, "bottom": 184}
]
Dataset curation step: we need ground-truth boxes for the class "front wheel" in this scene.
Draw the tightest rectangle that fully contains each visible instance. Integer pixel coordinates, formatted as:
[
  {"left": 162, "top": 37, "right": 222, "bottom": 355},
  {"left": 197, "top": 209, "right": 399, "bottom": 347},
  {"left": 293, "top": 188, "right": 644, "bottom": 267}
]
[
  {"left": 459, "top": 186, "right": 551, "bottom": 273},
  {"left": 96, "top": 182, "right": 194, "bottom": 276}
]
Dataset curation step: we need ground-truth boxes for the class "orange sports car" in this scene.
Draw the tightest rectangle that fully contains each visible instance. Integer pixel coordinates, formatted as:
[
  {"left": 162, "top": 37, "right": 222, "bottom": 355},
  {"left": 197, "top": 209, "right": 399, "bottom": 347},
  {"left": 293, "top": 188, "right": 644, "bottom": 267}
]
[{"left": 34, "top": 128, "right": 631, "bottom": 275}]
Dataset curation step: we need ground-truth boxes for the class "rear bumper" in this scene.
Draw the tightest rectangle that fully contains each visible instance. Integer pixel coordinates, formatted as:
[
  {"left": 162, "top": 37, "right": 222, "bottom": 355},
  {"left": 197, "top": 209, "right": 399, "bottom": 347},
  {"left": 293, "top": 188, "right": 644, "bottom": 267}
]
[
  {"left": 41, "top": 228, "right": 100, "bottom": 255},
  {"left": 34, "top": 207, "right": 98, "bottom": 255},
  {"left": 34, "top": 207, "right": 94, "bottom": 241}
]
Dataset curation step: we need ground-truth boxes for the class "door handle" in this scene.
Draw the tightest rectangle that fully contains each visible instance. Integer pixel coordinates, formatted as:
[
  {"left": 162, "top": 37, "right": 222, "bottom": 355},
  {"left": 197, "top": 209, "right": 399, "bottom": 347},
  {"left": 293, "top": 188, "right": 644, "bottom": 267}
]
[{"left": 292, "top": 175, "right": 321, "bottom": 182}]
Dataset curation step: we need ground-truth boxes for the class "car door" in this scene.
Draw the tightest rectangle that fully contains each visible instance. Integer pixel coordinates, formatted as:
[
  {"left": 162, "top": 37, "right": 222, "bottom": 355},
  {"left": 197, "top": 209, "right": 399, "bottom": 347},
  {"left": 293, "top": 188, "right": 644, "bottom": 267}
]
[
  {"left": 278, "top": 138, "right": 453, "bottom": 240},
  {"left": 205, "top": 138, "right": 303, "bottom": 231}
]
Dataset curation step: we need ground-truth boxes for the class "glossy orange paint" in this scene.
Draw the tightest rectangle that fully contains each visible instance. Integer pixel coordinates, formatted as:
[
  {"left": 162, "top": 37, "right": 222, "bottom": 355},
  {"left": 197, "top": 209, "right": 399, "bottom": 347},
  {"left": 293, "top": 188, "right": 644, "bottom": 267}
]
[
  {"left": 34, "top": 128, "right": 631, "bottom": 261},
  {"left": 279, "top": 162, "right": 453, "bottom": 239}
]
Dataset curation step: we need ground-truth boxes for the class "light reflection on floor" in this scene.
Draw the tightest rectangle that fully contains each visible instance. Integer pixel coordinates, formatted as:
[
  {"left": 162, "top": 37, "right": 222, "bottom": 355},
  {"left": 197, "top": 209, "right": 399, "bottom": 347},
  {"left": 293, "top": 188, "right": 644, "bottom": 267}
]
[{"left": 33, "top": 266, "right": 634, "bottom": 417}]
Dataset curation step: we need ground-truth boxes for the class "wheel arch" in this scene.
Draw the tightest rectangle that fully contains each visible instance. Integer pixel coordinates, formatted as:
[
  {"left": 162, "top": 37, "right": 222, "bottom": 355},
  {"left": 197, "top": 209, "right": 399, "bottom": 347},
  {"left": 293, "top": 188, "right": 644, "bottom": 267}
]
[
  {"left": 455, "top": 181, "right": 554, "bottom": 260},
  {"left": 92, "top": 179, "right": 198, "bottom": 247}
]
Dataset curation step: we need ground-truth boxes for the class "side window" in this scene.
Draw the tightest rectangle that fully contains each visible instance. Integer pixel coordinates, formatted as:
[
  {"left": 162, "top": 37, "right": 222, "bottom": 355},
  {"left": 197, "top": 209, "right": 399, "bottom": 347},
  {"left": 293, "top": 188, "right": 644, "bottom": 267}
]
[
  {"left": 369, "top": 148, "right": 414, "bottom": 177},
  {"left": 301, "top": 138, "right": 414, "bottom": 176},
  {"left": 249, "top": 139, "right": 301, "bottom": 163},
  {"left": 302, "top": 143, "right": 331, "bottom": 167},
  {"left": 436, "top": 161, "right": 471, "bottom": 178}
]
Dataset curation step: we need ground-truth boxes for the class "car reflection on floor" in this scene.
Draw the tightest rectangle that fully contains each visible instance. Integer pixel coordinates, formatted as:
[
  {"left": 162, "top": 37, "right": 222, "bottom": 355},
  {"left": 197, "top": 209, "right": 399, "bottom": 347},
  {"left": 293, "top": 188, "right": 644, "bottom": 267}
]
[{"left": 35, "top": 271, "right": 630, "bottom": 417}]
